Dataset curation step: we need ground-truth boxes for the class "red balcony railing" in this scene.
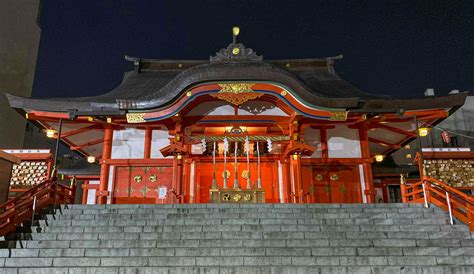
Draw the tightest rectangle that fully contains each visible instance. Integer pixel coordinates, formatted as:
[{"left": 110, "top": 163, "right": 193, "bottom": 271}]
[
  {"left": 0, "top": 180, "right": 74, "bottom": 236},
  {"left": 401, "top": 176, "right": 474, "bottom": 230}
]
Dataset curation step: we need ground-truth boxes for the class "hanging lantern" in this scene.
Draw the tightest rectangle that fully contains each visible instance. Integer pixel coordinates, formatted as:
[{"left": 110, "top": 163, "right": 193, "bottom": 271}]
[
  {"left": 176, "top": 153, "right": 182, "bottom": 160},
  {"left": 442, "top": 131, "right": 451, "bottom": 144},
  {"left": 374, "top": 154, "right": 384, "bottom": 162},
  {"left": 87, "top": 156, "right": 96, "bottom": 163},
  {"left": 45, "top": 129, "right": 57, "bottom": 138},
  {"left": 418, "top": 127, "right": 429, "bottom": 137},
  {"left": 292, "top": 153, "right": 299, "bottom": 160}
]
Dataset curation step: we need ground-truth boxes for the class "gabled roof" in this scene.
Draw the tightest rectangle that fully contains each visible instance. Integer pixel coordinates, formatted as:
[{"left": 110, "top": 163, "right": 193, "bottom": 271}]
[{"left": 5, "top": 42, "right": 468, "bottom": 114}]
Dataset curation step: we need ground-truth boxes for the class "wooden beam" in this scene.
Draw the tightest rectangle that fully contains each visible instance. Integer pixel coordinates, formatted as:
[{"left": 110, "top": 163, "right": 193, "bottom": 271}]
[
  {"left": 70, "top": 138, "right": 104, "bottom": 150},
  {"left": 61, "top": 125, "right": 101, "bottom": 138},
  {"left": 371, "top": 122, "right": 416, "bottom": 137},
  {"left": 368, "top": 137, "right": 401, "bottom": 149}
]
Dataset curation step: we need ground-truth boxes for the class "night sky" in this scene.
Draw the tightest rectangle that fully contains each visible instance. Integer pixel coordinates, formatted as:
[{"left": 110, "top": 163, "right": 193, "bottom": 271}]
[{"left": 33, "top": 1, "right": 473, "bottom": 99}]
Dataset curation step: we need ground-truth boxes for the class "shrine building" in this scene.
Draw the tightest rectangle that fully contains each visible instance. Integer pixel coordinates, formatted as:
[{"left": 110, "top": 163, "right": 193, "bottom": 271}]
[{"left": 6, "top": 28, "right": 468, "bottom": 205}]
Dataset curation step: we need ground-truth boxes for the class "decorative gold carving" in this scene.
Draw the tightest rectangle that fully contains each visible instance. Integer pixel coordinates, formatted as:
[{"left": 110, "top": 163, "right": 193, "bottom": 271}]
[
  {"left": 149, "top": 174, "right": 157, "bottom": 183},
  {"left": 210, "top": 83, "right": 263, "bottom": 105},
  {"left": 330, "top": 173, "right": 339, "bottom": 181},
  {"left": 232, "top": 47, "right": 240, "bottom": 55},
  {"left": 133, "top": 175, "right": 142, "bottom": 183},
  {"left": 222, "top": 170, "right": 231, "bottom": 179},
  {"left": 315, "top": 174, "right": 324, "bottom": 181},
  {"left": 329, "top": 111, "right": 348, "bottom": 121},
  {"left": 242, "top": 170, "right": 249, "bottom": 179},
  {"left": 219, "top": 83, "right": 254, "bottom": 93},
  {"left": 280, "top": 90, "right": 288, "bottom": 96},
  {"left": 126, "top": 113, "right": 146, "bottom": 123},
  {"left": 233, "top": 193, "right": 242, "bottom": 201},
  {"left": 210, "top": 188, "right": 265, "bottom": 204},
  {"left": 140, "top": 186, "right": 150, "bottom": 196},
  {"left": 186, "top": 91, "right": 192, "bottom": 97}
]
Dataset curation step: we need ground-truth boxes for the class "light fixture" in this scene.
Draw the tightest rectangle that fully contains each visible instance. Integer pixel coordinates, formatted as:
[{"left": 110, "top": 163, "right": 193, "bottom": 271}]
[
  {"left": 292, "top": 153, "right": 299, "bottom": 160},
  {"left": 418, "top": 127, "right": 429, "bottom": 137},
  {"left": 87, "top": 156, "right": 96, "bottom": 163},
  {"left": 374, "top": 154, "right": 384, "bottom": 162},
  {"left": 106, "top": 117, "right": 112, "bottom": 123},
  {"left": 405, "top": 154, "right": 412, "bottom": 159},
  {"left": 45, "top": 129, "right": 57, "bottom": 138},
  {"left": 405, "top": 144, "right": 411, "bottom": 150},
  {"left": 87, "top": 117, "right": 94, "bottom": 122},
  {"left": 176, "top": 153, "right": 182, "bottom": 160}
]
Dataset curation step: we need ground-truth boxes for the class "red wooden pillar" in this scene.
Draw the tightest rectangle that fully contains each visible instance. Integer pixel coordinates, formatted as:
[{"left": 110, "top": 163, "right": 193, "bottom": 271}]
[
  {"left": 320, "top": 128, "right": 328, "bottom": 159},
  {"left": 81, "top": 180, "right": 89, "bottom": 205},
  {"left": 98, "top": 126, "right": 113, "bottom": 204},
  {"left": 289, "top": 156, "right": 302, "bottom": 203},
  {"left": 358, "top": 125, "right": 375, "bottom": 203},
  {"left": 280, "top": 159, "right": 291, "bottom": 203},
  {"left": 144, "top": 127, "right": 152, "bottom": 159},
  {"left": 172, "top": 156, "right": 183, "bottom": 203}
]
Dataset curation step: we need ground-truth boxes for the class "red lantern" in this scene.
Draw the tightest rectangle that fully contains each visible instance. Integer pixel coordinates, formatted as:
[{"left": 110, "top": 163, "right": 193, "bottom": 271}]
[{"left": 442, "top": 130, "right": 451, "bottom": 144}]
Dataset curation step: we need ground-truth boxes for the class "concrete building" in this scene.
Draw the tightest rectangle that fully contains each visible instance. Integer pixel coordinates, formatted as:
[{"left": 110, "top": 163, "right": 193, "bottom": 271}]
[{"left": 0, "top": 0, "right": 41, "bottom": 148}]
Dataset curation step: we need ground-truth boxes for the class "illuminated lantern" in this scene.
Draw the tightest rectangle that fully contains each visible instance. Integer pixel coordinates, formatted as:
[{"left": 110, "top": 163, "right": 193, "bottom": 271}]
[
  {"left": 374, "top": 154, "right": 384, "bottom": 162},
  {"left": 87, "top": 156, "right": 96, "bottom": 163},
  {"left": 45, "top": 129, "right": 57, "bottom": 138},
  {"left": 418, "top": 127, "right": 429, "bottom": 137}
]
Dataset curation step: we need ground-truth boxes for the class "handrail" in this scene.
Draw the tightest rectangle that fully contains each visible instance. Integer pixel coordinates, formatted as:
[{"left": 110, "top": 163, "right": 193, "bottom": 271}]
[
  {"left": 401, "top": 176, "right": 474, "bottom": 230},
  {"left": 0, "top": 180, "right": 74, "bottom": 237}
]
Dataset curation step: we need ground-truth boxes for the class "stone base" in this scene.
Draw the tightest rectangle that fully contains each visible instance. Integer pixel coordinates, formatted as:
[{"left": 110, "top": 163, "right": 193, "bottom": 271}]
[{"left": 209, "top": 188, "right": 265, "bottom": 203}]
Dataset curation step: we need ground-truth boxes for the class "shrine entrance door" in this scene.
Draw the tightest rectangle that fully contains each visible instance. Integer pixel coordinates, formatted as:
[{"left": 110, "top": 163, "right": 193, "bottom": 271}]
[
  {"left": 301, "top": 164, "right": 362, "bottom": 203},
  {"left": 112, "top": 165, "right": 173, "bottom": 204}
]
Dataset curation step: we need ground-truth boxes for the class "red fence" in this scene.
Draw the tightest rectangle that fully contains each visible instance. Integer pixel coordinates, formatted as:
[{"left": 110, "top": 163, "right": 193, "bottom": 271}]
[
  {"left": 401, "top": 176, "right": 474, "bottom": 230},
  {"left": 0, "top": 180, "right": 74, "bottom": 236}
]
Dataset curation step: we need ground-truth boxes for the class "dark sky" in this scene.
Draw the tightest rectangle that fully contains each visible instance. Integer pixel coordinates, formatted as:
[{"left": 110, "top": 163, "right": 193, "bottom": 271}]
[{"left": 33, "top": 0, "right": 473, "bottom": 99}]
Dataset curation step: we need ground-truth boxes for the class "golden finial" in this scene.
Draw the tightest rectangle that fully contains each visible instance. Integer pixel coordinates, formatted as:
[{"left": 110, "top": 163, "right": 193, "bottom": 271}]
[
  {"left": 232, "top": 26, "right": 240, "bottom": 44},
  {"left": 233, "top": 26, "right": 240, "bottom": 36}
]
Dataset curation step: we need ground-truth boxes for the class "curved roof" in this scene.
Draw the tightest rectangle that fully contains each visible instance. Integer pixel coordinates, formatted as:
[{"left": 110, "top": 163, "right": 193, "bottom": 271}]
[{"left": 5, "top": 42, "right": 468, "bottom": 114}]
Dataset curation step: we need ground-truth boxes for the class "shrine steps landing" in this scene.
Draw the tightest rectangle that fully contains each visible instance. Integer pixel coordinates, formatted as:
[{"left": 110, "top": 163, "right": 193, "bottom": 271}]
[{"left": 1, "top": 203, "right": 474, "bottom": 273}]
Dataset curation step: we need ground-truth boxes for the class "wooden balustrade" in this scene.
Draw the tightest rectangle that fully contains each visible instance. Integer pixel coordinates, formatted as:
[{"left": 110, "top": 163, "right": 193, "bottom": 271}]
[
  {"left": 401, "top": 176, "right": 474, "bottom": 230},
  {"left": 0, "top": 180, "right": 74, "bottom": 236}
]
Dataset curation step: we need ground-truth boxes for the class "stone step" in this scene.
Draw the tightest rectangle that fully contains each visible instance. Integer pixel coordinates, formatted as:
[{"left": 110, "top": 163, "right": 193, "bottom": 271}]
[
  {"left": 4, "top": 246, "right": 474, "bottom": 258},
  {"left": 43, "top": 215, "right": 455, "bottom": 227},
  {"left": 3, "top": 266, "right": 474, "bottom": 274},
  {"left": 63, "top": 203, "right": 426, "bottom": 210},
  {"left": 2, "top": 255, "right": 474, "bottom": 267},
  {"left": 29, "top": 228, "right": 473, "bottom": 240},
  {"left": 59, "top": 207, "right": 443, "bottom": 215},
  {"left": 17, "top": 238, "right": 474, "bottom": 249}
]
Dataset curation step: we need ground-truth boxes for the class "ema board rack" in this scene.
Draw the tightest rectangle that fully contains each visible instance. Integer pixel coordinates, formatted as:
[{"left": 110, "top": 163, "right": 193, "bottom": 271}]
[{"left": 2, "top": 150, "right": 53, "bottom": 194}]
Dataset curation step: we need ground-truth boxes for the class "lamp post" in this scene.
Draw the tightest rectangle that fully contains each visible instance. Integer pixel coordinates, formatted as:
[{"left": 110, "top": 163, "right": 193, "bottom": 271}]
[{"left": 51, "top": 118, "right": 63, "bottom": 214}]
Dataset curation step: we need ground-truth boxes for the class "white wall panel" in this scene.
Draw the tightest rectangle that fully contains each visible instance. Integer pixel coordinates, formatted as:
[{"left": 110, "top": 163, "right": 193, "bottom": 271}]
[{"left": 327, "top": 125, "right": 361, "bottom": 158}]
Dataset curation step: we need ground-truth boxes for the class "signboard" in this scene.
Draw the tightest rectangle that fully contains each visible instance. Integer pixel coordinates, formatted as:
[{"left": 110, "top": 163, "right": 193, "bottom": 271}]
[{"left": 158, "top": 187, "right": 167, "bottom": 199}]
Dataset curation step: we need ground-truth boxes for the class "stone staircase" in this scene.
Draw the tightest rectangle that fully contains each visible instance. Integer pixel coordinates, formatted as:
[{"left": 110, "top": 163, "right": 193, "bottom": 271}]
[{"left": 1, "top": 203, "right": 474, "bottom": 273}]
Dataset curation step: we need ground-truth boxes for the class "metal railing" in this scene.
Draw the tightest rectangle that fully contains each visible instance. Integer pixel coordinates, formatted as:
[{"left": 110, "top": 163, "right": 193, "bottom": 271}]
[{"left": 401, "top": 176, "right": 474, "bottom": 230}]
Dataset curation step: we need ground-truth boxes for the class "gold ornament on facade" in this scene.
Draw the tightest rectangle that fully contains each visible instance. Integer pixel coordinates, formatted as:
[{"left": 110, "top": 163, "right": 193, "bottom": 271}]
[
  {"left": 280, "top": 90, "right": 288, "bottom": 96},
  {"left": 232, "top": 47, "right": 240, "bottom": 55},
  {"left": 218, "top": 83, "right": 254, "bottom": 94},
  {"left": 330, "top": 173, "right": 339, "bottom": 181},
  {"left": 329, "top": 111, "right": 348, "bottom": 121},
  {"left": 315, "top": 174, "right": 324, "bottom": 181},
  {"left": 233, "top": 193, "right": 242, "bottom": 202},
  {"left": 243, "top": 194, "right": 252, "bottom": 201},
  {"left": 222, "top": 170, "right": 231, "bottom": 179},
  {"left": 133, "top": 175, "right": 142, "bottom": 183},
  {"left": 186, "top": 91, "right": 192, "bottom": 97},
  {"left": 126, "top": 113, "right": 146, "bottom": 123},
  {"left": 222, "top": 193, "right": 231, "bottom": 201},
  {"left": 149, "top": 174, "right": 157, "bottom": 183},
  {"left": 242, "top": 170, "right": 250, "bottom": 179}
]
